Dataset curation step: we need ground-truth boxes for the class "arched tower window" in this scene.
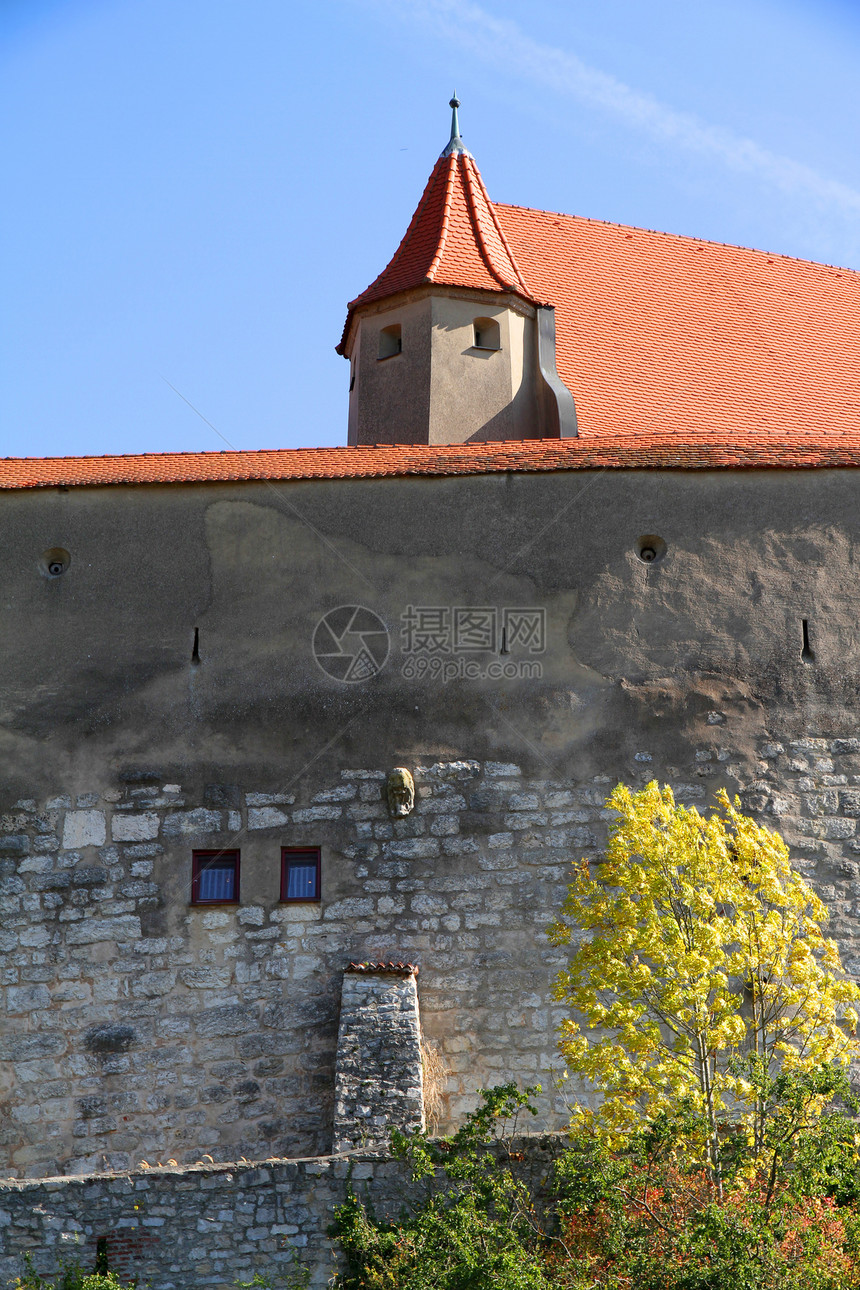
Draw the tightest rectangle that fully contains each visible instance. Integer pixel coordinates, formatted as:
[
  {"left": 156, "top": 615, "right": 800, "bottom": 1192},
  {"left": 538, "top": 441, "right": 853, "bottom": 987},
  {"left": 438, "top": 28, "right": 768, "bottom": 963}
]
[
  {"left": 378, "top": 323, "right": 402, "bottom": 359},
  {"left": 472, "top": 317, "right": 500, "bottom": 350}
]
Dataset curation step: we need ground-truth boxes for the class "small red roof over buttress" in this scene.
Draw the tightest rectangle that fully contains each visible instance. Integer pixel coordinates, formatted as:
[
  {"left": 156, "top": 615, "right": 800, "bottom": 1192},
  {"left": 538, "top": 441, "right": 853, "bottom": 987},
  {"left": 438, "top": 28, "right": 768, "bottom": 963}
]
[{"left": 337, "top": 129, "right": 538, "bottom": 352}]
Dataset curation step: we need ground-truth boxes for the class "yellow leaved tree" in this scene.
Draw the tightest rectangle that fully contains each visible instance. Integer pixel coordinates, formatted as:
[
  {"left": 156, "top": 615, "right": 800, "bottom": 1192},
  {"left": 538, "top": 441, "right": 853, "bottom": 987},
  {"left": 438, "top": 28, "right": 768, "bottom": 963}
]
[{"left": 549, "top": 780, "right": 860, "bottom": 1191}]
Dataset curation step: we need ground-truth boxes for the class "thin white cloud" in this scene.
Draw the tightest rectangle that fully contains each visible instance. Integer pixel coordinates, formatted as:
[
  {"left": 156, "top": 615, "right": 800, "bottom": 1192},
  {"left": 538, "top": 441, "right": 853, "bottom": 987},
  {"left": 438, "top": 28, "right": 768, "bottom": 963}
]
[{"left": 367, "top": 0, "right": 860, "bottom": 216}]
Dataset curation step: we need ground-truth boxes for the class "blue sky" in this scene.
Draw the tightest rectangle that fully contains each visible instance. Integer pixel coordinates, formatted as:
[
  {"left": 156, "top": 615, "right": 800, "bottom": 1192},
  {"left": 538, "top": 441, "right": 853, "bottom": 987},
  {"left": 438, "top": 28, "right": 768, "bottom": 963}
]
[{"left": 2, "top": 0, "right": 859, "bottom": 460}]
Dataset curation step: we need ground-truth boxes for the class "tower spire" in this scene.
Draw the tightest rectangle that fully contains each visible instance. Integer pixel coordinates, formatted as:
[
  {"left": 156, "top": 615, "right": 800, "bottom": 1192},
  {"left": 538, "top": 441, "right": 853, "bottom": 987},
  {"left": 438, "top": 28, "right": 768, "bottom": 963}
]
[{"left": 442, "top": 92, "right": 471, "bottom": 158}]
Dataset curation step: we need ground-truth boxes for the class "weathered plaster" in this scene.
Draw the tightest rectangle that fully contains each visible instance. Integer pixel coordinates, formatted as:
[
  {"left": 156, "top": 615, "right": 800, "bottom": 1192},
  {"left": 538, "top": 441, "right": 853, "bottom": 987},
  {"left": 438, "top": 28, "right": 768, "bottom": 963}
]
[{"left": 2, "top": 468, "right": 860, "bottom": 1178}]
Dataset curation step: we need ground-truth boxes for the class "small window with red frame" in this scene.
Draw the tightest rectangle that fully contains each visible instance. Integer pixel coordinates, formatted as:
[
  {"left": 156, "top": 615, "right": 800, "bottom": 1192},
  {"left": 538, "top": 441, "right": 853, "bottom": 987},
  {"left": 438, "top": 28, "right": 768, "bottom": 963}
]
[
  {"left": 191, "top": 849, "right": 240, "bottom": 905},
  {"left": 281, "top": 847, "right": 321, "bottom": 902}
]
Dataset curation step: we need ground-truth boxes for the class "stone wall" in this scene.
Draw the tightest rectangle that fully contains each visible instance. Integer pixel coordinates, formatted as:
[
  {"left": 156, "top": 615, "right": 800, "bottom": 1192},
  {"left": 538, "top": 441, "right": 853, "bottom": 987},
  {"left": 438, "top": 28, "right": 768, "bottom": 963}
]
[
  {"left": 0, "top": 750, "right": 737, "bottom": 1180},
  {"left": 0, "top": 1151, "right": 410, "bottom": 1289},
  {"left": 0, "top": 1137, "right": 564, "bottom": 1289},
  {"left": 7, "top": 719, "right": 860, "bottom": 1179}
]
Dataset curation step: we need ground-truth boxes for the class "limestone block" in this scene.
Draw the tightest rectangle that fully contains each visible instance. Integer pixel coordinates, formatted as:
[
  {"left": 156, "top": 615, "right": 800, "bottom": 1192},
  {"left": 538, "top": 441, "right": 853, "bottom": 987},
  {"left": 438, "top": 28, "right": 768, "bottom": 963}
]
[
  {"left": 411, "top": 892, "right": 448, "bottom": 916},
  {"left": 292, "top": 806, "right": 342, "bottom": 823},
  {"left": 62, "top": 811, "right": 106, "bottom": 850},
  {"left": 270, "top": 904, "right": 323, "bottom": 922},
  {"left": 0, "top": 835, "right": 29, "bottom": 858},
  {"left": 6, "top": 984, "right": 51, "bottom": 1013},
  {"left": 196, "top": 1005, "right": 256, "bottom": 1038},
  {"left": 64, "top": 915, "right": 141, "bottom": 945},
  {"left": 0, "top": 1032, "right": 65, "bottom": 1060},
  {"left": 162, "top": 809, "right": 222, "bottom": 836},
  {"left": 111, "top": 813, "right": 159, "bottom": 842},
  {"left": 247, "top": 807, "right": 290, "bottom": 830},
  {"left": 324, "top": 897, "right": 373, "bottom": 919},
  {"left": 17, "top": 856, "right": 53, "bottom": 874},
  {"left": 312, "top": 784, "right": 357, "bottom": 802},
  {"left": 507, "top": 793, "right": 541, "bottom": 811},
  {"left": 245, "top": 793, "right": 295, "bottom": 806},
  {"left": 386, "top": 838, "right": 440, "bottom": 859}
]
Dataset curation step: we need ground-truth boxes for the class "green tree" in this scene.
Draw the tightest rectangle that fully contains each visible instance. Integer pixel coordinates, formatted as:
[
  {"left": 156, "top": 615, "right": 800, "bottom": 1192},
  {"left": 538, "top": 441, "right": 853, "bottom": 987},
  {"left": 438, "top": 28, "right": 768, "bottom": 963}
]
[{"left": 549, "top": 781, "right": 860, "bottom": 1193}]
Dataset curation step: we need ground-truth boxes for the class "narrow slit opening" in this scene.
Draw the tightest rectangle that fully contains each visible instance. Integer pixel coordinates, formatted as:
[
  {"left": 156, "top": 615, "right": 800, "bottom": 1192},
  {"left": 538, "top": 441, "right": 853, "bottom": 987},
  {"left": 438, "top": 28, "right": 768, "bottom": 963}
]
[
  {"left": 191, "top": 627, "right": 200, "bottom": 665},
  {"left": 95, "top": 1237, "right": 109, "bottom": 1274},
  {"left": 801, "top": 619, "right": 814, "bottom": 662}
]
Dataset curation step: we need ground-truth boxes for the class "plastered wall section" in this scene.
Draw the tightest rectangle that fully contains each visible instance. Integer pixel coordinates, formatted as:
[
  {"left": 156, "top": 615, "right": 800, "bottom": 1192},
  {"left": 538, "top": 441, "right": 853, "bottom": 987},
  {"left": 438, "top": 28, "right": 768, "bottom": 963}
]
[
  {"left": 427, "top": 295, "right": 536, "bottom": 444},
  {"left": 346, "top": 291, "right": 537, "bottom": 444},
  {"left": 4, "top": 728, "right": 860, "bottom": 1180}
]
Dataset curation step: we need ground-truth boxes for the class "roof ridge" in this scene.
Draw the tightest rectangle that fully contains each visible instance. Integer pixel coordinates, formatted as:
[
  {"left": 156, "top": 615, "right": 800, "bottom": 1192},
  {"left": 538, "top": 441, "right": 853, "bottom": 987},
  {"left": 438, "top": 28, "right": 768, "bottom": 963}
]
[
  {"left": 461, "top": 156, "right": 531, "bottom": 296},
  {"left": 426, "top": 154, "right": 457, "bottom": 283},
  {"left": 478, "top": 173, "right": 535, "bottom": 298},
  {"left": 493, "top": 202, "right": 860, "bottom": 277}
]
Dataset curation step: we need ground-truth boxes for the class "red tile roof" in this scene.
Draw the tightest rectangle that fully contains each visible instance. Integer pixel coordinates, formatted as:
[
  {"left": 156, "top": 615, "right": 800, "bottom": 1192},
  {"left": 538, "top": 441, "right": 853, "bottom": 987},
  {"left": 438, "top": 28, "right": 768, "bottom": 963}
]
[
  {"left": 495, "top": 203, "right": 860, "bottom": 443},
  {"left": 346, "top": 961, "right": 419, "bottom": 976},
  {"left": 4, "top": 436, "right": 860, "bottom": 492},
  {"left": 5, "top": 146, "right": 860, "bottom": 490},
  {"left": 337, "top": 150, "right": 538, "bottom": 352}
]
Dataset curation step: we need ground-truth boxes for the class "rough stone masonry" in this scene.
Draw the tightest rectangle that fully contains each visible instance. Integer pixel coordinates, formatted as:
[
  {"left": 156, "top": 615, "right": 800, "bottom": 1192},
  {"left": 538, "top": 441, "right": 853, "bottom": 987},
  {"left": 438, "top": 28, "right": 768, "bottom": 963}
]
[
  {"left": 0, "top": 1134, "right": 566, "bottom": 1289},
  {"left": 332, "top": 964, "right": 424, "bottom": 1153},
  {"left": 4, "top": 724, "right": 860, "bottom": 1182}
]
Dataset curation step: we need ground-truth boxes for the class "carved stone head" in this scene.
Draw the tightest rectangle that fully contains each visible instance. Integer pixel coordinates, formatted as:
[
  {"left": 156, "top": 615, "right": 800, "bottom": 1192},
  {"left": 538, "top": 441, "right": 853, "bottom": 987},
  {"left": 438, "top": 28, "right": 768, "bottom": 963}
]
[{"left": 386, "top": 767, "right": 415, "bottom": 817}]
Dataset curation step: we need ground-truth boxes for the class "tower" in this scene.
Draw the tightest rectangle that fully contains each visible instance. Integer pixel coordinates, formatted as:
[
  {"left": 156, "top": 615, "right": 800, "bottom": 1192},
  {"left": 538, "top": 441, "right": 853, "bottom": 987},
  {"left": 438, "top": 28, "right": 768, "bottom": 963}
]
[{"left": 337, "top": 97, "right": 577, "bottom": 446}]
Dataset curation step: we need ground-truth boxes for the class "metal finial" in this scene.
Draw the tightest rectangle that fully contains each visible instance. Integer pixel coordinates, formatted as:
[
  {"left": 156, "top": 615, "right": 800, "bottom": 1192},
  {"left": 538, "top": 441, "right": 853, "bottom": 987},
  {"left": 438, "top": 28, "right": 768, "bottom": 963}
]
[{"left": 442, "top": 91, "right": 471, "bottom": 158}]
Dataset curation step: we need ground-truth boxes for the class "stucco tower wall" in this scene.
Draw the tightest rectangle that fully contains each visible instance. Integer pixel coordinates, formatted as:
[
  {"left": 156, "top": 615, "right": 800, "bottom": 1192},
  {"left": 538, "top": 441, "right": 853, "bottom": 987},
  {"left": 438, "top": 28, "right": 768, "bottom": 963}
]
[
  {"left": 348, "top": 296, "right": 433, "bottom": 446},
  {"left": 346, "top": 289, "right": 539, "bottom": 444},
  {"left": 427, "top": 295, "right": 538, "bottom": 443}
]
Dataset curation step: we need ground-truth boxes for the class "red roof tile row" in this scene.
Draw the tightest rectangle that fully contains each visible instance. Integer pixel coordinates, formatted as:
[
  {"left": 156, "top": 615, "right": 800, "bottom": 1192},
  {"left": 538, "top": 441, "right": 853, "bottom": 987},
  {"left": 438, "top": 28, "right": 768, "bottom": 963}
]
[
  {"left": 4, "top": 436, "right": 860, "bottom": 492},
  {"left": 346, "top": 961, "right": 419, "bottom": 976}
]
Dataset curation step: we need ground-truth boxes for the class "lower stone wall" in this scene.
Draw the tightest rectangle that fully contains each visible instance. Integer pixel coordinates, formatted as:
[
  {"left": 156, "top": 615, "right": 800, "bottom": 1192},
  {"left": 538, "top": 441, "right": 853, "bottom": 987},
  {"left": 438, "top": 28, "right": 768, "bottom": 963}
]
[
  {"left": 7, "top": 726, "right": 860, "bottom": 1179},
  {"left": 0, "top": 1138, "right": 562, "bottom": 1289},
  {"left": 0, "top": 1153, "right": 400, "bottom": 1289}
]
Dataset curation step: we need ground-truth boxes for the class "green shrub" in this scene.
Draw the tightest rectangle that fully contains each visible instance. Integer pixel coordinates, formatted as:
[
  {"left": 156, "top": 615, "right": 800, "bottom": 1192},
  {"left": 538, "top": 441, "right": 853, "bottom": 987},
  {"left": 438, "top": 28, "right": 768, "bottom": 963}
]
[
  {"left": 331, "top": 1083, "right": 554, "bottom": 1289},
  {"left": 331, "top": 1073, "right": 860, "bottom": 1289},
  {"left": 11, "top": 1256, "right": 132, "bottom": 1290}
]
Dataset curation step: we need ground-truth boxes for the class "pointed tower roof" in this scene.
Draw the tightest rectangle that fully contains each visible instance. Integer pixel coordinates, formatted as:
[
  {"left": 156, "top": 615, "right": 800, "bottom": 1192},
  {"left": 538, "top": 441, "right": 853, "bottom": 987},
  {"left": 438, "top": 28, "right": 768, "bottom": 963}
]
[{"left": 338, "top": 97, "right": 542, "bottom": 353}]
